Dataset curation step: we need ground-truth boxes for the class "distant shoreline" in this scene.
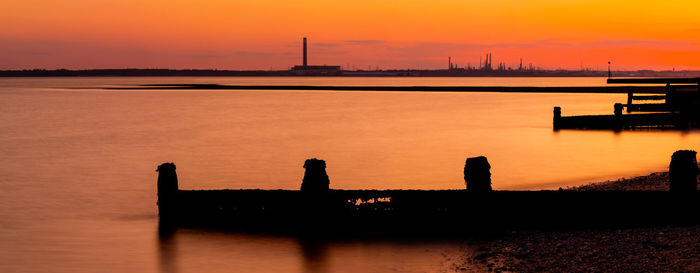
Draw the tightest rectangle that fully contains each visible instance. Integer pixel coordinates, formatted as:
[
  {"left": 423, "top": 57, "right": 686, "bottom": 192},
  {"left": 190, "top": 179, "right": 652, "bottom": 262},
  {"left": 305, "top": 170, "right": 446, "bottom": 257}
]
[
  {"left": 105, "top": 84, "right": 667, "bottom": 94},
  {"left": 2, "top": 68, "right": 700, "bottom": 78}
]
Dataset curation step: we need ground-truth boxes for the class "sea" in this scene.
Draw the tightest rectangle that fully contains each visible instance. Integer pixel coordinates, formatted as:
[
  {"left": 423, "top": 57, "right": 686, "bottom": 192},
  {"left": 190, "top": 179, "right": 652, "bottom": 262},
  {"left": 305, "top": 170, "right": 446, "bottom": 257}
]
[{"left": 0, "top": 77, "right": 697, "bottom": 272}]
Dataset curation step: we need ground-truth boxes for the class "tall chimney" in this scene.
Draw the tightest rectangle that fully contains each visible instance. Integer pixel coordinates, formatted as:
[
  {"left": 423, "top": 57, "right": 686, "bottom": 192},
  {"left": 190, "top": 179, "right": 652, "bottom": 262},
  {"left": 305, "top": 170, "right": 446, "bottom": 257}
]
[
  {"left": 303, "top": 37, "right": 308, "bottom": 67},
  {"left": 489, "top": 53, "right": 492, "bottom": 69}
]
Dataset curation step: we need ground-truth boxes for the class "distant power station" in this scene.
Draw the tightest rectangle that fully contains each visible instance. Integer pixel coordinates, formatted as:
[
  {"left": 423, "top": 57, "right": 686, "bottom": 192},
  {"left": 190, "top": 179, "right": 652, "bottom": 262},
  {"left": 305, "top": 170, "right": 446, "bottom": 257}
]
[{"left": 291, "top": 37, "right": 341, "bottom": 75}]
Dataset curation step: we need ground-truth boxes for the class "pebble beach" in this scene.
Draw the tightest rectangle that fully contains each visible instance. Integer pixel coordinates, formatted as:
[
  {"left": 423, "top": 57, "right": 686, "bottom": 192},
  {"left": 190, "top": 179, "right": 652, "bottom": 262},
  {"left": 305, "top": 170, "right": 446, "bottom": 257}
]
[{"left": 460, "top": 172, "right": 699, "bottom": 273}]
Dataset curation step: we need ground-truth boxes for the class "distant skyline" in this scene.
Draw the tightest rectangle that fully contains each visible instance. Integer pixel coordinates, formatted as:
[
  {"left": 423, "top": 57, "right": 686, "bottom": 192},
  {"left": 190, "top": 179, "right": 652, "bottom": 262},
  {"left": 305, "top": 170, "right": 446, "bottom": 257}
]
[{"left": 2, "top": 0, "right": 699, "bottom": 70}]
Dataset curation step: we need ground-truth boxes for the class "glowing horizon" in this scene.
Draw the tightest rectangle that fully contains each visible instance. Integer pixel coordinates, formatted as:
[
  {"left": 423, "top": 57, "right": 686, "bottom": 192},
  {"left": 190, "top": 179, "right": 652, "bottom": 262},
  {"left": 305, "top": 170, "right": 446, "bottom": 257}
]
[{"left": 1, "top": 0, "right": 699, "bottom": 70}]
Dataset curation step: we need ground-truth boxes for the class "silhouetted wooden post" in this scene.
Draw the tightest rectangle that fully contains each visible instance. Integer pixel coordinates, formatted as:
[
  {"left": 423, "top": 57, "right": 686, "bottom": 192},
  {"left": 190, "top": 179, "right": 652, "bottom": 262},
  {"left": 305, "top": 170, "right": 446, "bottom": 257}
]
[
  {"left": 464, "top": 156, "right": 492, "bottom": 192},
  {"left": 553, "top": 107, "right": 561, "bottom": 130},
  {"left": 301, "top": 158, "right": 330, "bottom": 194},
  {"left": 300, "top": 159, "right": 331, "bottom": 224},
  {"left": 626, "top": 91, "right": 633, "bottom": 113},
  {"left": 156, "top": 162, "right": 178, "bottom": 218},
  {"left": 614, "top": 103, "right": 624, "bottom": 130},
  {"left": 669, "top": 150, "right": 698, "bottom": 192}
]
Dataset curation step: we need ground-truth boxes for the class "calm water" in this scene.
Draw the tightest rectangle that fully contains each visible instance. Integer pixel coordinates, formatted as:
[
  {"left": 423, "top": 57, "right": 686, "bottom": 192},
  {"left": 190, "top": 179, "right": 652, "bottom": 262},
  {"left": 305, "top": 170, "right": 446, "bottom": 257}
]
[{"left": 0, "top": 77, "right": 697, "bottom": 272}]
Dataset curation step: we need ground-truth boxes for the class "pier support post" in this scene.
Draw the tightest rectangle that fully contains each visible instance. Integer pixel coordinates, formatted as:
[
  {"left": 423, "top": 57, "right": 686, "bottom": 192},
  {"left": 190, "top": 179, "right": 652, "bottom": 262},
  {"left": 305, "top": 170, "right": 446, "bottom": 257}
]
[
  {"left": 669, "top": 150, "right": 698, "bottom": 192},
  {"left": 156, "top": 162, "right": 179, "bottom": 218},
  {"left": 626, "top": 91, "right": 633, "bottom": 113},
  {"left": 301, "top": 158, "right": 330, "bottom": 194},
  {"left": 614, "top": 103, "right": 624, "bottom": 130},
  {"left": 300, "top": 159, "right": 331, "bottom": 223},
  {"left": 553, "top": 107, "right": 561, "bottom": 130},
  {"left": 464, "top": 156, "right": 492, "bottom": 192}
]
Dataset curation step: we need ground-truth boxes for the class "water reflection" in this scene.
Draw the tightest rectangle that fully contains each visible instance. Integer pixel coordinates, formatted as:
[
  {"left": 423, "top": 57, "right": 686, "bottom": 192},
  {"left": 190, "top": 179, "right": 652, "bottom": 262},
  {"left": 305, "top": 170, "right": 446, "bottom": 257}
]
[
  {"left": 2, "top": 77, "right": 697, "bottom": 273},
  {"left": 297, "top": 238, "right": 330, "bottom": 273},
  {"left": 157, "top": 221, "right": 178, "bottom": 273},
  {"left": 156, "top": 226, "right": 470, "bottom": 273}
]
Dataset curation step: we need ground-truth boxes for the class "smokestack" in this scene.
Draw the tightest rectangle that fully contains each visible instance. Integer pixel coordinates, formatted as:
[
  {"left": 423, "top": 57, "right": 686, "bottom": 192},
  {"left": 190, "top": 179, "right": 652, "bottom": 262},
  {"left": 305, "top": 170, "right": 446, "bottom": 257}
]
[
  {"left": 489, "top": 53, "right": 492, "bottom": 69},
  {"left": 303, "top": 37, "right": 308, "bottom": 67},
  {"left": 519, "top": 58, "right": 523, "bottom": 70}
]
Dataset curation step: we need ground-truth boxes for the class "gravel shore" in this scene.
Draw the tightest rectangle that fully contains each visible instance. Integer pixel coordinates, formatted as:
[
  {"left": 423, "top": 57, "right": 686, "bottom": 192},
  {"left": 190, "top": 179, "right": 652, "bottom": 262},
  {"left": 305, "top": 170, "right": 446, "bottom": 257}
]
[
  {"left": 458, "top": 172, "right": 699, "bottom": 273},
  {"left": 567, "top": 172, "right": 670, "bottom": 191}
]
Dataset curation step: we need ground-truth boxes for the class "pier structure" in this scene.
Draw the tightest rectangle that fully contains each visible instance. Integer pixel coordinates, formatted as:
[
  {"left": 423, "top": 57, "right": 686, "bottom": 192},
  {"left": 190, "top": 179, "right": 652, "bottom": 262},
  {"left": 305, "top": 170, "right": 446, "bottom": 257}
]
[
  {"left": 156, "top": 152, "right": 699, "bottom": 233},
  {"left": 553, "top": 77, "right": 700, "bottom": 130}
]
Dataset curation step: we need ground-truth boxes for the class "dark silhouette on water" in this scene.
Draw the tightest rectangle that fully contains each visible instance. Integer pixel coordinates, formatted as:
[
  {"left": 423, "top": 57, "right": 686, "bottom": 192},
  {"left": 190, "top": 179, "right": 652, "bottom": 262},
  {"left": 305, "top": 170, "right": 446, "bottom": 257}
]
[
  {"left": 553, "top": 106, "right": 562, "bottom": 130},
  {"left": 155, "top": 153, "right": 699, "bottom": 235},
  {"left": 156, "top": 162, "right": 178, "bottom": 220},
  {"left": 301, "top": 159, "right": 330, "bottom": 193},
  {"left": 109, "top": 84, "right": 666, "bottom": 93},
  {"left": 670, "top": 150, "right": 699, "bottom": 192},
  {"left": 554, "top": 77, "right": 700, "bottom": 130},
  {"left": 464, "top": 156, "right": 492, "bottom": 192}
]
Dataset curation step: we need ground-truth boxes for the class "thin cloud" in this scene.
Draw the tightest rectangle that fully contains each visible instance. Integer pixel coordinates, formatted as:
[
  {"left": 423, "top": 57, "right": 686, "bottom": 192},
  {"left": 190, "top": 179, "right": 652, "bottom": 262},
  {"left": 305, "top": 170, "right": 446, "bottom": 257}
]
[
  {"left": 586, "top": 39, "right": 699, "bottom": 49},
  {"left": 188, "top": 51, "right": 295, "bottom": 58},
  {"left": 314, "top": 43, "right": 341, "bottom": 47},
  {"left": 344, "top": 40, "right": 386, "bottom": 45}
]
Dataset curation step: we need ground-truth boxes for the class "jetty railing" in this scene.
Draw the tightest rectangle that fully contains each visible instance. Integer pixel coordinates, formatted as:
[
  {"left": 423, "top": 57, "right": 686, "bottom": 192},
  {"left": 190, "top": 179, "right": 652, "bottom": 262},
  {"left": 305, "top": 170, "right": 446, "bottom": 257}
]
[{"left": 554, "top": 77, "right": 700, "bottom": 130}]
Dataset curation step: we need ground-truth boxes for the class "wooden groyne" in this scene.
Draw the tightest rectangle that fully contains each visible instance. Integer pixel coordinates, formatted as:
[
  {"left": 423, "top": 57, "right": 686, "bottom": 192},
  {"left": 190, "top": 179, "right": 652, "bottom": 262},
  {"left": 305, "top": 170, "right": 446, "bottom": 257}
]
[
  {"left": 157, "top": 153, "right": 700, "bottom": 234},
  {"left": 554, "top": 77, "right": 700, "bottom": 130},
  {"left": 553, "top": 105, "right": 682, "bottom": 130}
]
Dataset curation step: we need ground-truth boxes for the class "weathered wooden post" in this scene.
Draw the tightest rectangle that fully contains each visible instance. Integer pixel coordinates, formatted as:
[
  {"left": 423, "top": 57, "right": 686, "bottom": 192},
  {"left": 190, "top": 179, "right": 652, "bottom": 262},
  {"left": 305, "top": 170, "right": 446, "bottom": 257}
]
[
  {"left": 553, "top": 107, "right": 562, "bottom": 130},
  {"left": 614, "top": 103, "right": 624, "bottom": 130},
  {"left": 301, "top": 158, "right": 330, "bottom": 194},
  {"left": 156, "top": 162, "right": 178, "bottom": 218},
  {"left": 626, "top": 91, "right": 633, "bottom": 113},
  {"left": 669, "top": 150, "right": 698, "bottom": 192},
  {"left": 464, "top": 156, "right": 492, "bottom": 192},
  {"left": 300, "top": 159, "right": 331, "bottom": 226}
]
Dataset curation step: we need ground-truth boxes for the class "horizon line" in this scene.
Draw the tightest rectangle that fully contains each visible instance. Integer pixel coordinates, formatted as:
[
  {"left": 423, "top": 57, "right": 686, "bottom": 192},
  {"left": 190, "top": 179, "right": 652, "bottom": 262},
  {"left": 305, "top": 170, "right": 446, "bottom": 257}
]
[{"left": 2, "top": 68, "right": 700, "bottom": 72}]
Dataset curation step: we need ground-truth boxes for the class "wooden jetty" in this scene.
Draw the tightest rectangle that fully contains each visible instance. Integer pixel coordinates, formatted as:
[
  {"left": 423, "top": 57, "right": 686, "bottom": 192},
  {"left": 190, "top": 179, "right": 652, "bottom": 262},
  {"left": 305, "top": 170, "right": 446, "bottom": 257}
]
[
  {"left": 554, "top": 77, "right": 700, "bottom": 130},
  {"left": 157, "top": 153, "right": 700, "bottom": 234}
]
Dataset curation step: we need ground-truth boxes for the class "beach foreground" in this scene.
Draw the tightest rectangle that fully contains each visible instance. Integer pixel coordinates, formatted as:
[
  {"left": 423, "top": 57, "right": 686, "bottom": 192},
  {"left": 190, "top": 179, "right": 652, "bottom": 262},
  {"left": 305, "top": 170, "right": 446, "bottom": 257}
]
[{"left": 460, "top": 172, "right": 699, "bottom": 273}]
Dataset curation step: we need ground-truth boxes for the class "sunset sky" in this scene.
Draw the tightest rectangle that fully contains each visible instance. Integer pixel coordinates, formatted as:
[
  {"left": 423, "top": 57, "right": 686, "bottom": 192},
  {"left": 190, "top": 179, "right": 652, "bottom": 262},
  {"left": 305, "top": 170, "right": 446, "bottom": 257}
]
[{"left": 1, "top": 0, "right": 699, "bottom": 70}]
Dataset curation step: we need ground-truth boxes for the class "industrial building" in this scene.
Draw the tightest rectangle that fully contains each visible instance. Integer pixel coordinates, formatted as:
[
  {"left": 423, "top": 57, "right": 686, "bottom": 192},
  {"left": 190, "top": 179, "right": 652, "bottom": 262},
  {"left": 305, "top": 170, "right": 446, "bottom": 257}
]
[{"left": 291, "top": 37, "right": 341, "bottom": 75}]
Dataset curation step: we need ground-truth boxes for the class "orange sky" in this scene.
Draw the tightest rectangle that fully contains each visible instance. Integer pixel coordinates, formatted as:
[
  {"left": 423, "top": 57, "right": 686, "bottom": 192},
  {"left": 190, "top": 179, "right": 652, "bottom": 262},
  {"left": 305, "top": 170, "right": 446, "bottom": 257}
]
[{"left": 1, "top": 0, "right": 699, "bottom": 70}]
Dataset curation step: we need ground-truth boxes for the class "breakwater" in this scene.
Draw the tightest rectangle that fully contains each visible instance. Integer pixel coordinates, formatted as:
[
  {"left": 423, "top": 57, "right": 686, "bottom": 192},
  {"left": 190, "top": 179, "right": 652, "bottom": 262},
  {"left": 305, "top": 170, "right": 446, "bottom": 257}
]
[
  {"left": 555, "top": 78, "right": 700, "bottom": 130},
  {"left": 156, "top": 153, "right": 699, "bottom": 234}
]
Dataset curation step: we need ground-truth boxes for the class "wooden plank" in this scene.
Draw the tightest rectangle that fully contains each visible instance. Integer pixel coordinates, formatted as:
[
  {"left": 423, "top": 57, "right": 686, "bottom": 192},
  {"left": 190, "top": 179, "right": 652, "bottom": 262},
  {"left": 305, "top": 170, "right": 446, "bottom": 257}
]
[
  {"left": 555, "top": 113, "right": 680, "bottom": 129},
  {"left": 159, "top": 189, "right": 700, "bottom": 231},
  {"left": 626, "top": 103, "right": 674, "bottom": 112},
  {"left": 632, "top": 95, "right": 665, "bottom": 100},
  {"left": 556, "top": 114, "right": 619, "bottom": 129}
]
